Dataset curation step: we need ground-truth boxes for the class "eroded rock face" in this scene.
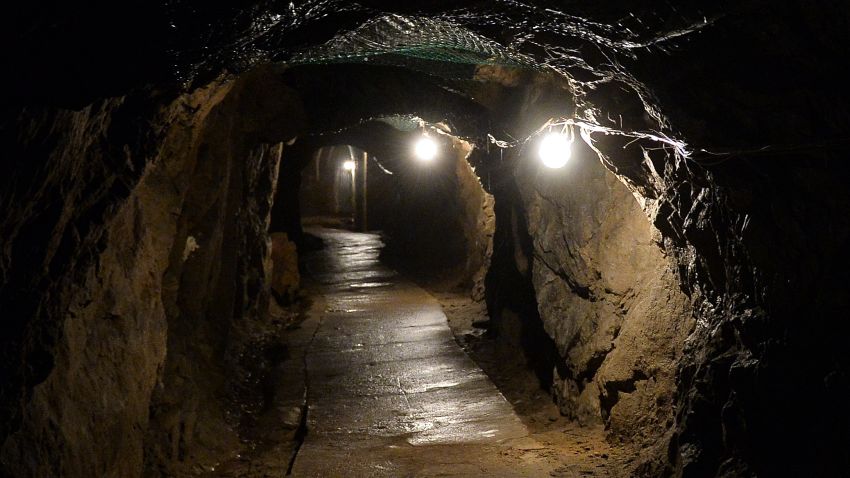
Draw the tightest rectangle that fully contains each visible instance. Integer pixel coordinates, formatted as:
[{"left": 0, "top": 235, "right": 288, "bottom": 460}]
[
  {"left": 453, "top": 140, "right": 496, "bottom": 299},
  {"left": 0, "top": 81, "right": 233, "bottom": 477},
  {"left": 142, "top": 67, "right": 303, "bottom": 475},
  {"left": 473, "top": 67, "right": 694, "bottom": 464},
  {"left": 269, "top": 233, "right": 300, "bottom": 304},
  {"left": 514, "top": 136, "right": 693, "bottom": 462},
  {"left": 1, "top": 66, "right": 307, "bottom": 477}
]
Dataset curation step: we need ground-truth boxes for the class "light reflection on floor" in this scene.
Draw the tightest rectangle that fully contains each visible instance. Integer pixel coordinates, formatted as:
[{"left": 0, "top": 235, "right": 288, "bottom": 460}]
[{"left": 292, "top": 228, "right": 528, "bottom": 476}]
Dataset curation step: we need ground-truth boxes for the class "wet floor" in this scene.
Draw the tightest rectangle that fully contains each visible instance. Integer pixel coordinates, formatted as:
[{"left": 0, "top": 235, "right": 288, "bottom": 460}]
[{"left": 291, "top": 228, "right": 531, "bottom": 476}]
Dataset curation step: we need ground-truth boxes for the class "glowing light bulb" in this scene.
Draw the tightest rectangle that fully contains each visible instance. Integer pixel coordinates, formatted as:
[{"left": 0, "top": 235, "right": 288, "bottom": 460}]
[
  {"left": 539, "top": 132, "right": 572, "bottom": 169},
  {"left": 342, "top": 160, "right": 356, "bottom": 171},
  {"left": 414, "top": 136, "right": 438, "bottom": 162}
]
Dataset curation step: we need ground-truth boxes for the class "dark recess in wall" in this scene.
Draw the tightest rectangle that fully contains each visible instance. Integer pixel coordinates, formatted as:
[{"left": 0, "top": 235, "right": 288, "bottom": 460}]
[{"left": 474, "top": 148, "right": 565, "bottom": 393}]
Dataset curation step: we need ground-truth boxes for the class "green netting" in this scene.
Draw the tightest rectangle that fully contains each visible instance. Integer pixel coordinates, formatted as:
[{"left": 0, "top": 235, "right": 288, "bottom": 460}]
[
  {"left": 375, "top": 114, "right": 422, "bottom": 132},
  {"left": 290, "top": 14, "right": 537, "bottom": 75}
]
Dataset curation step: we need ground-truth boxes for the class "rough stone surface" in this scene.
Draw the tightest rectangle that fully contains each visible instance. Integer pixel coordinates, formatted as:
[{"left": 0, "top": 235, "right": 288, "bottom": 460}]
[
  {"left": 0, "top": 66, "right": 307, "bottom": 477},
  {"left": 143, "top": 67, "right": 304, "bottom": 476},
  {"left": 469, "top": 68, "right": 695, "bottom": 469},
  {"left": 0, "top": 83, "right": 231, "bottom": 477},
  {"left": 455, "top": 149, "right": 496, "bottom": 302},
  {"left": 513, "top": 133, "right": 693, "bottom": 461},
  {"left": 269, "top": 232, "right": 300, "bottom": 304}
]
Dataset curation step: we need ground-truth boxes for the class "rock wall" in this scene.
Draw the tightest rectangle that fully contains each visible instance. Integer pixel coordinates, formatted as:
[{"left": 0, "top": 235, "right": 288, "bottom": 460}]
[
  {"left": 573, "top": 3, "right": 850, "bottom": 474},
  {"left": 140, "top": 67, "right": 302, "bottom": 476},
  {"left": 455, "top": 148, "right": 496, "bottom": 301},
  {"left": 269, "top": 233, "right": 300, "bottom": 304},
  {"left": 471, "top": 67, "right": 695, "bottom": 464},
  {"left": 0, "top": 81, "right": 232, "bottom": 477},
  {"left": 514, "top": 137, "right": 693, "bottom": 467},
  {"left": 0, "top": 66, "right": 307, "bottom": 477},
  {"left": 467, "top": 66, "right": 695, "bottom": 472},
  {"left": 478, "top": 58, "right": 850, "bottom": 476}
]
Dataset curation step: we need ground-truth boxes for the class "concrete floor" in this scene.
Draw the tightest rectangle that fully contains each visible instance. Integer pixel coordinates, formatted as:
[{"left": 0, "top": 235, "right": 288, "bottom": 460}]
[
  {"left": 198, "top": 233, "right": 634, "bottom": 477},
  {"left": 291, "top": 228, "right": 537, "bottom": 476}
]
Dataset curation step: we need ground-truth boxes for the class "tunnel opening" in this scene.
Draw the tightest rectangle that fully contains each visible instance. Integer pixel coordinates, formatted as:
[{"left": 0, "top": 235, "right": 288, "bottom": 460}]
[
  {"left": 297, "top": 145, "right": 363, "bottom": 231},
  {"left": 269, "top": 114, "right": 587, "bottom": 475},
  {"left": 294, "top": 135, "right": 479, "bottom": 289}
]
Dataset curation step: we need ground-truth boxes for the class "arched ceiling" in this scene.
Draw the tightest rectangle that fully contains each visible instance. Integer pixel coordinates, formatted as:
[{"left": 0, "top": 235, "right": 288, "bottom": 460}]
[{"left": 6, "top": 0, "right": 849, "bottom": 162}]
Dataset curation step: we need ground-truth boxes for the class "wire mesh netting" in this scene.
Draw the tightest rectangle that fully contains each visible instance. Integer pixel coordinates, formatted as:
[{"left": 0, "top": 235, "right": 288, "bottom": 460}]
[
  {"left": 290, "top": 14, "right": 537, "bottom": 72},
  {"left": 279, "top": 7, "right": 694, "bottom": 156},
  {"left": 167, "top": 1, "right": 817, "bottom": 162}
]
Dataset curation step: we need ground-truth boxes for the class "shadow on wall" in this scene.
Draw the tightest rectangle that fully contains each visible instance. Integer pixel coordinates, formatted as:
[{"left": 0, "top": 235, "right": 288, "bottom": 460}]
[
  {"left": 513, "top": 133, "right": 693, "bottom": 472},
  {"left": 482, "top": 164, "right": 566, "bottom": 394}
]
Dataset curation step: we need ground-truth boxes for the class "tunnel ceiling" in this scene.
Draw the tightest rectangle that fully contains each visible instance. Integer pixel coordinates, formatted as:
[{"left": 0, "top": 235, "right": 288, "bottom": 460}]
[
  {"left": 7, "top": 0, "right": 848, "bottom": 162},
  {"left": 290, "top": 15, "right": 536, "bottom": 71}
]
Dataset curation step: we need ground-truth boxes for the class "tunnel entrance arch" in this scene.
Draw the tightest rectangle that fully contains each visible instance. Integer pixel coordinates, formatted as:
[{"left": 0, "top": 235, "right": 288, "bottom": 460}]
[
  {"left": 134, "top": 42, "right": 689, "bottom": 476},
  {"left": 0, "top": 9, "right": 703, "bottom": 478}
]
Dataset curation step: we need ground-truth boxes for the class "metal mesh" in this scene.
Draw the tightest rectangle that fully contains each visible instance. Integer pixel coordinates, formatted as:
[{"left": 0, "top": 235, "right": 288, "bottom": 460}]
[
  {"left": 290, "top": 14, "right": 536, "bottom": 74},
  {"left": 374, "top": 115, "right": 422, "bottom": 132},
  {"left": 168, "top": 1, "right": 729, "bottom": 158}
]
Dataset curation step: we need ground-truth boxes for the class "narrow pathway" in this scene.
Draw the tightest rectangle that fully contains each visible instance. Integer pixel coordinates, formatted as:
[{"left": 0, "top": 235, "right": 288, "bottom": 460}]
[{"left": 291, "top": 229, "right": 535, "bottom": 477}]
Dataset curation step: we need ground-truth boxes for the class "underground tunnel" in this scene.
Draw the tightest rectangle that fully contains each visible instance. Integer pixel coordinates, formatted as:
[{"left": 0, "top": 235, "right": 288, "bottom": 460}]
[{"left": 2, "top": 1, "right": 850, "bottom": 477}]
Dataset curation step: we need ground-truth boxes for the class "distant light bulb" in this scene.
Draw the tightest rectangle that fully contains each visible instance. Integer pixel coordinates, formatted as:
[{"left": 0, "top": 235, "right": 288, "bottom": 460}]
[
  {"left": 539, "top": 132, "right": 572, "bottom": 169},
  {"left": 414, "top": 136, "right": 438, "bottom": 162},
  {"left": 342, "top": 160, "right": 356, "bottom": 171}
]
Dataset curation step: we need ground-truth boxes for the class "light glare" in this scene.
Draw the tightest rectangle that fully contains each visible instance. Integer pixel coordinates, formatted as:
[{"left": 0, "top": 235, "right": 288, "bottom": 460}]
[
  {"left": 342, "top": 160, "right": 356, "bottom": 171},
  {"left": 539, "top": 132, "right": 572, "bottom": 168},
  {"left": 414, "top": 136, "right": 438, "bottom": 162}
]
